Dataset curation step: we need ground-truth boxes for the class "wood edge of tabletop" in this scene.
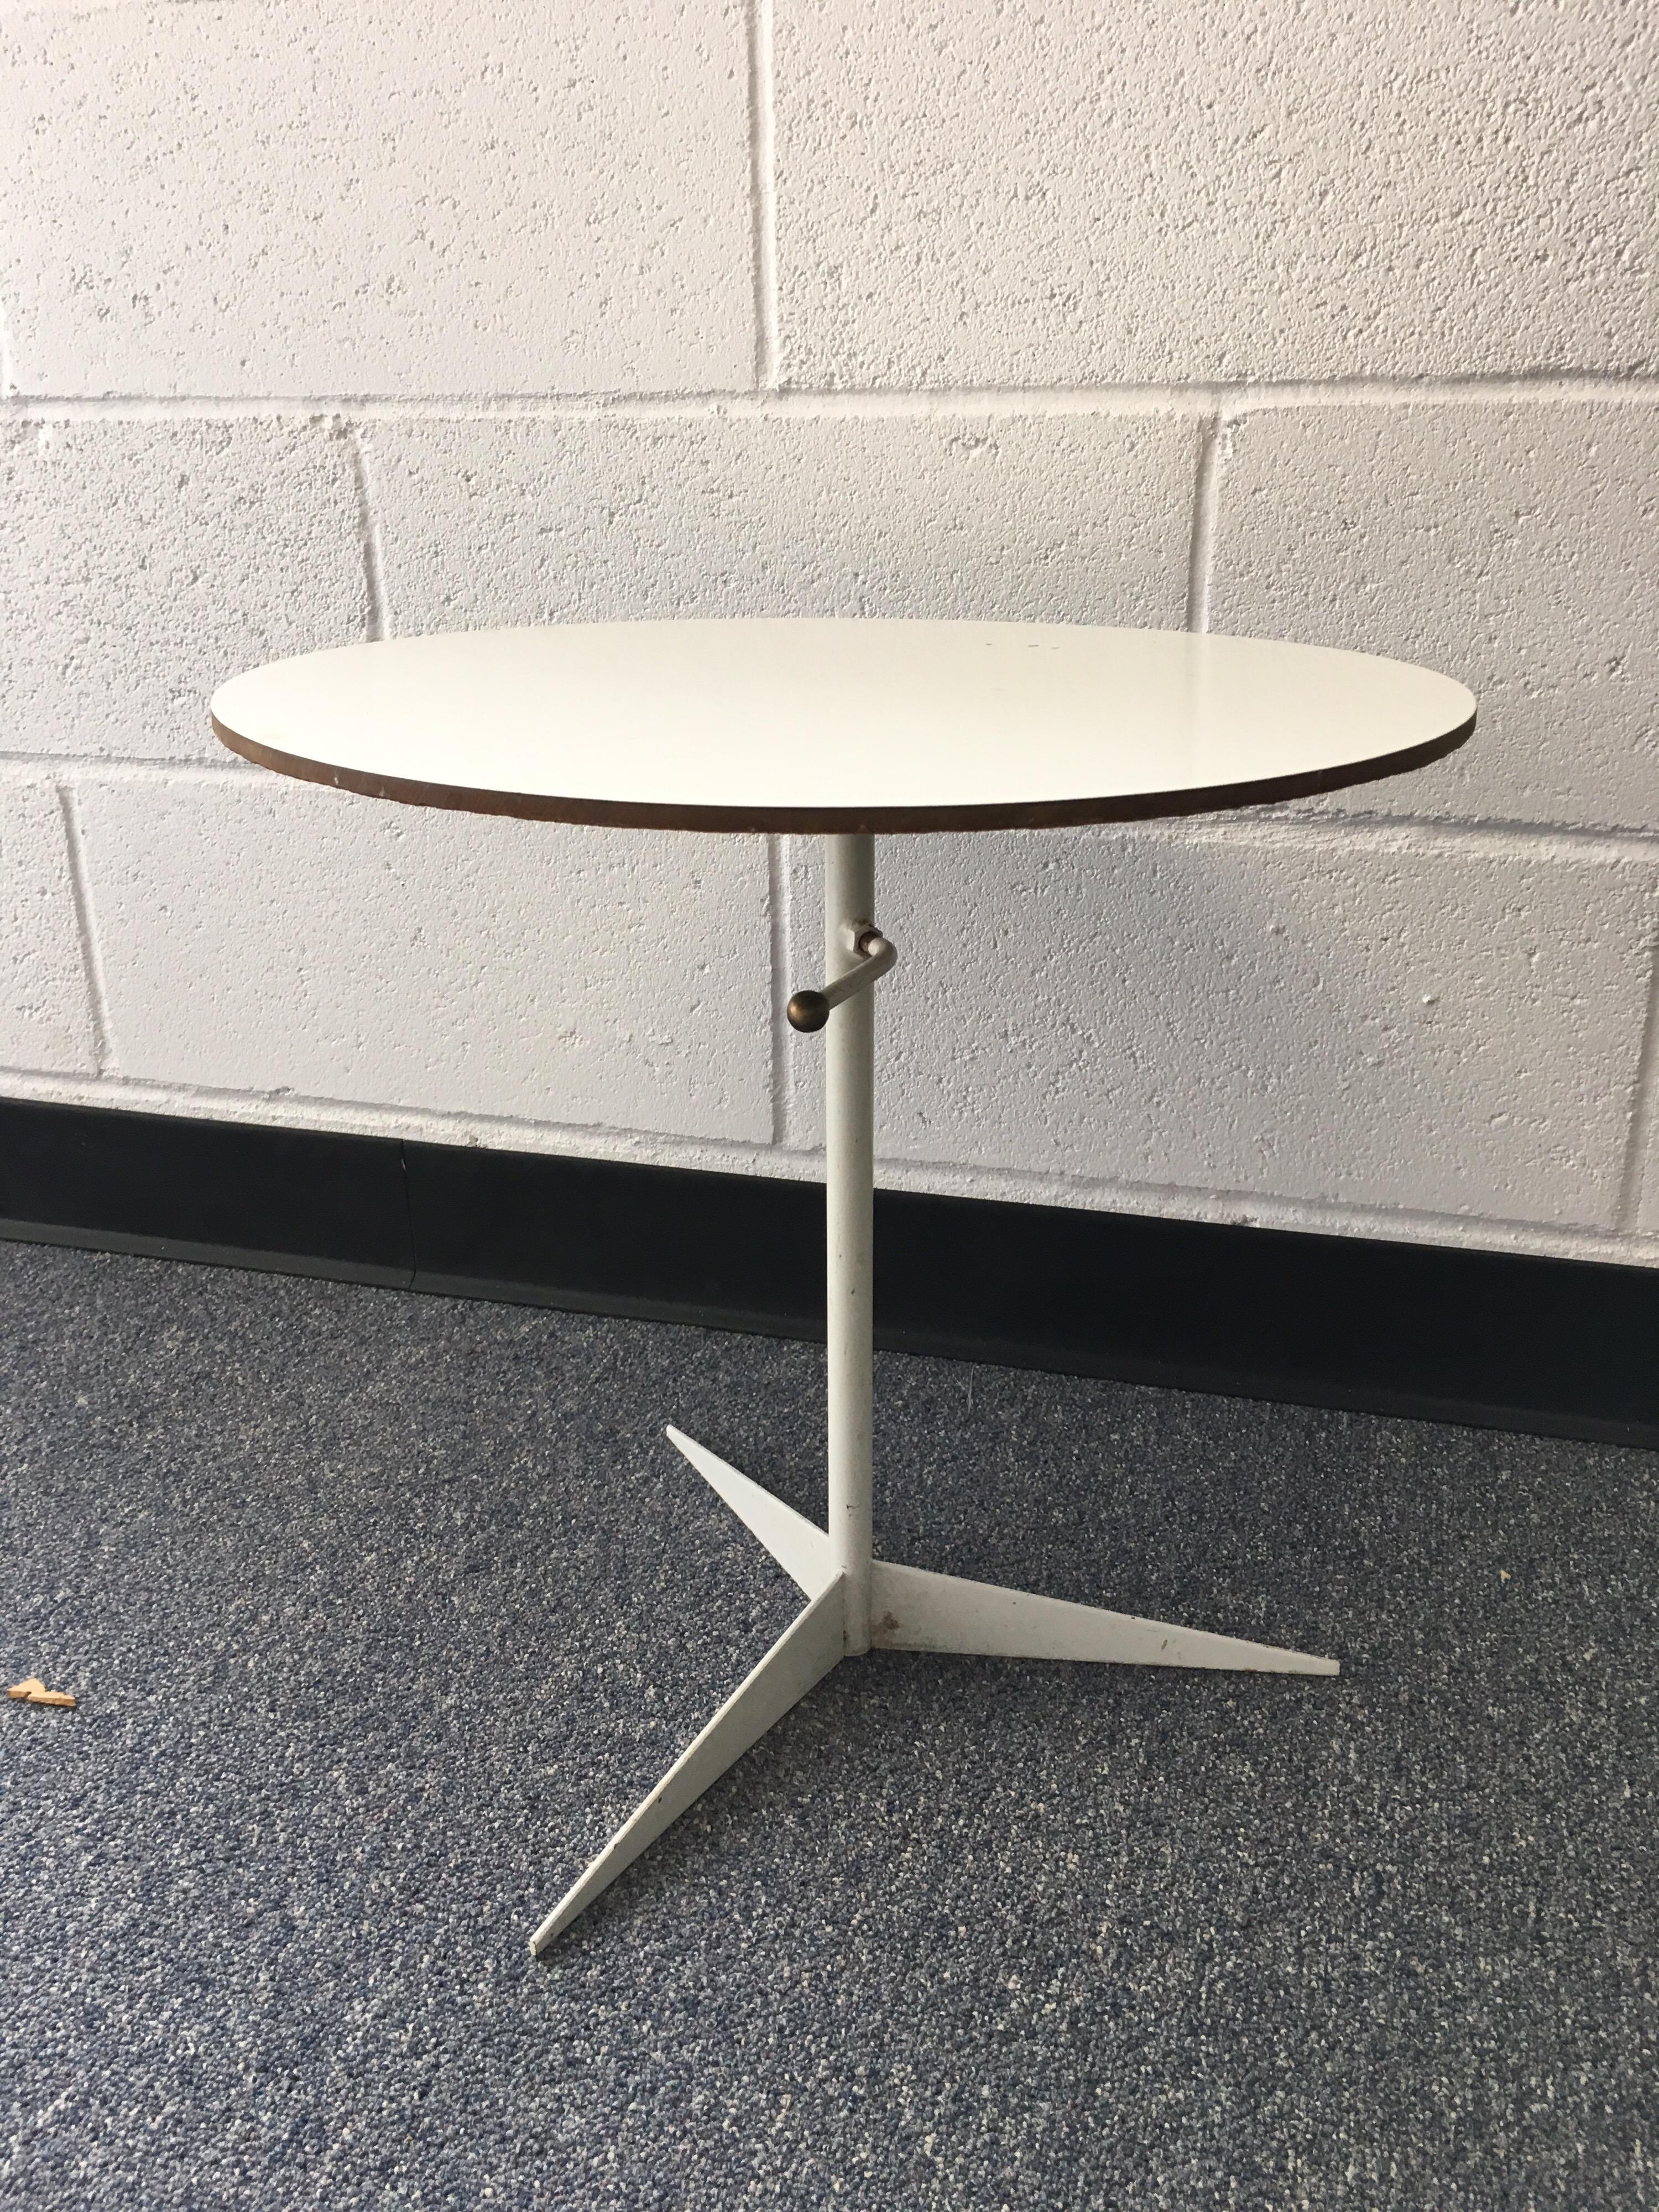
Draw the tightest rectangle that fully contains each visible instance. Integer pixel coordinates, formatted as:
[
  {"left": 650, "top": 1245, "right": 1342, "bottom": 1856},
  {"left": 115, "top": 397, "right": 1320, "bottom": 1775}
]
[{"left": 210, "top": 712, "right": 1475, "bottom": 834}]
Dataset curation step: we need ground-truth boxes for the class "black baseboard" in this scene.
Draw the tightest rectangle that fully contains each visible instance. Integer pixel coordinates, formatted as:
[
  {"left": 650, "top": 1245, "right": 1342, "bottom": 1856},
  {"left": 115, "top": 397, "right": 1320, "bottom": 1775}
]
[{"left": 2, "top": 1094, "right": 1655, "bottom": 1449}]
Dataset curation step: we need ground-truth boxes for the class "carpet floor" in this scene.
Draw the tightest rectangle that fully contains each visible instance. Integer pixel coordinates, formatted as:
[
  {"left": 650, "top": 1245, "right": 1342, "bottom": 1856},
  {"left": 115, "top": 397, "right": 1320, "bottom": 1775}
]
[{"left": 1, "top": 1237, "right": 1654, "bottom": 2210}]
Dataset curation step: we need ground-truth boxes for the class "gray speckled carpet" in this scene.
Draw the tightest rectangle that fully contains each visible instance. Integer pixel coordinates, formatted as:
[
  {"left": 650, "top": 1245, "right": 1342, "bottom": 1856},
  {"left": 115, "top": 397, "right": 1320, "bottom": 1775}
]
[{"left": 1, "top": 1237, "right": 1655, "bottom": 2211}]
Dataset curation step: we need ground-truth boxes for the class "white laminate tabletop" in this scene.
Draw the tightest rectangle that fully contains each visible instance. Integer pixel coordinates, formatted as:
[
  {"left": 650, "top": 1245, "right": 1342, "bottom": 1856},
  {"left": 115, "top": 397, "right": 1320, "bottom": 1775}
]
[{"left": 211, "top": 620, "right": 1474, "bottom": 832}]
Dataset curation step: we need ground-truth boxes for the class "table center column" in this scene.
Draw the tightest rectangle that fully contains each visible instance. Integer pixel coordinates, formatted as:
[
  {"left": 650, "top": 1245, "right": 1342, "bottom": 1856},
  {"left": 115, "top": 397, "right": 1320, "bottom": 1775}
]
[{"left": 825, "top": 832, "right": 877, "bottom": 1655}]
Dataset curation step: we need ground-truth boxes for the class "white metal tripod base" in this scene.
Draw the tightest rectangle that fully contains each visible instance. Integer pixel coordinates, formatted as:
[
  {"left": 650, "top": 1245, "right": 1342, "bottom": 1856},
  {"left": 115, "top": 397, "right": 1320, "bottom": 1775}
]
[
  {"left": 527, "top": 1426, "right": 1337, "bottom": 1953},
  {"left": 529, "top": 837, "right": 1339, "bottom": 1955}
]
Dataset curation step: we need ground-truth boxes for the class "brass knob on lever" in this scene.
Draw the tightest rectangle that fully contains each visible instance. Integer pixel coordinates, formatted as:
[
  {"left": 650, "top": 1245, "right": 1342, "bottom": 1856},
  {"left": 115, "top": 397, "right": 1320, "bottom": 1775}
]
[{"left": 786, "top": 928, "right": 896, "bottom": 1032}]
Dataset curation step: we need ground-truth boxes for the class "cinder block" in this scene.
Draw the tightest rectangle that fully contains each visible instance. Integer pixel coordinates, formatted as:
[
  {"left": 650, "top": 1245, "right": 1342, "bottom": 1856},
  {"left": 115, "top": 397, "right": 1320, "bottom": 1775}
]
[
  {"left": 72, "top": 775, "right": 772, "bottom": 1141},
  {"left": 1641, "top": 1145, "right": 1659, "bottom": 1241},
  {"left": 1637, "top": 1006, "right": 1659, "bottom": 1238},
  {"left": 774, "top": 0, "right": 1655, "bottom": 387},
  {"left": 1, "top": 0, "right": 751, "bottom": 396},
  {"left": 369, "top": 413, "right": 1197, "bottom": 633},
  {"left": 0, "top": 779, "right": 97, "bottom": 1074},
  {"left": 0, "top": 420, "right": 363, "bottom": 760},
  {"left": 785, "top": 827, "right": 1656, "bottom": 1232},
  {"left": 1208, "top": 405, "right": 1659, "bottom": 833}
]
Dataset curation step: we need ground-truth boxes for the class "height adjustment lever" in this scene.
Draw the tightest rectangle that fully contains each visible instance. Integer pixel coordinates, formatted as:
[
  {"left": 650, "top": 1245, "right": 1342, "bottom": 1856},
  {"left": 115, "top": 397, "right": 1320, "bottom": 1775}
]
[{"left": 786, "top": 927, "right": 897, "bottom": 1032}]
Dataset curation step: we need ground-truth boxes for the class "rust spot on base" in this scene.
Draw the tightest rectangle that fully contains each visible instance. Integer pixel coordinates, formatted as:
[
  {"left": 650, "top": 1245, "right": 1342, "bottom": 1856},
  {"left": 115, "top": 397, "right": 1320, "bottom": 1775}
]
[{"left": 870, "top": 1611, "right": 901, "bottom": 1647}]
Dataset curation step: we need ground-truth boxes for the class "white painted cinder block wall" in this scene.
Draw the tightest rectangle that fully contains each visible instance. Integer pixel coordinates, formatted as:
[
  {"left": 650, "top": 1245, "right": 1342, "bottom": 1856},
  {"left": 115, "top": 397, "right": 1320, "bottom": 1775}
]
[{"left": 3, "top": 2, "right": 1657, "bottom": 1266}]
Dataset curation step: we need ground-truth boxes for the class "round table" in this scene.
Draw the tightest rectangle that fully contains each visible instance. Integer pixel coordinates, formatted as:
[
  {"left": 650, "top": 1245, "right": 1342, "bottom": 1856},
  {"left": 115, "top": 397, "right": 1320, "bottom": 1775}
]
[{"left": 212, "top": 618, "right": 1475, "bottom": 1954}]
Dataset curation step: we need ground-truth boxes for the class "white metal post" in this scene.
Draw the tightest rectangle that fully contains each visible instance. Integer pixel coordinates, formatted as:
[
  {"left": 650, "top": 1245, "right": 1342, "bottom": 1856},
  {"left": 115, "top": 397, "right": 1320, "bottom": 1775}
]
[{"left": 825, "top": 832, "right": 875, "bottom": 1654}]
